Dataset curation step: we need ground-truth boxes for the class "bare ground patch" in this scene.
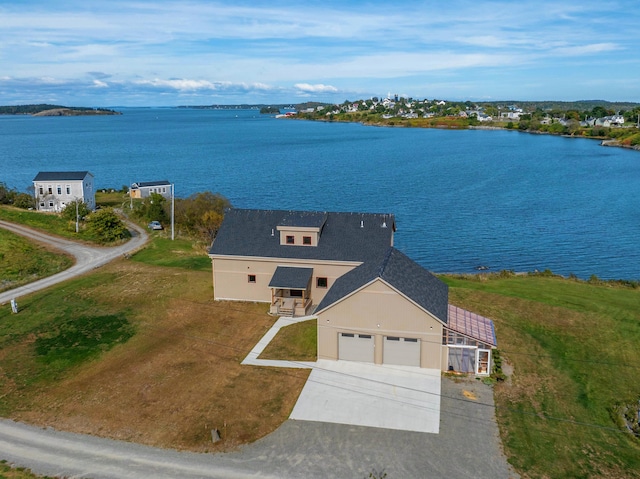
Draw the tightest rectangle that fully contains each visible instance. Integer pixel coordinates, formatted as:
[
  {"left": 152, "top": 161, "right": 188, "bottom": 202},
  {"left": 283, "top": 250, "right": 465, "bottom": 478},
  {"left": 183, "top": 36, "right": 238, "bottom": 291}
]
[{"left": 7, "top": 261, "right": 310, "bottom": 452}]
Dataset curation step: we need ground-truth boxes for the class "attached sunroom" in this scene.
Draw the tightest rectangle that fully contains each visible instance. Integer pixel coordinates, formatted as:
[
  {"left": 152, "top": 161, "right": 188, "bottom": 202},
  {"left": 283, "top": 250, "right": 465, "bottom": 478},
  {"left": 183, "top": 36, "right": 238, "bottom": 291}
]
[{"left": 443, "top": 305, "right": 497, "bottom": 375}]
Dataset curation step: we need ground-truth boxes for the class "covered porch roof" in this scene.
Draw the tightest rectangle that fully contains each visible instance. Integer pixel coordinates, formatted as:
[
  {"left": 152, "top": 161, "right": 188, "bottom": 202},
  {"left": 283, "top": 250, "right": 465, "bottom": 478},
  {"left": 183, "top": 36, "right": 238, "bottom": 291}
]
[
  {"left": 447, "top": 305, "right": 497, "bottom": 347},
  {"left": 268, "top": 266, "right": 314, "bottom": 290}
]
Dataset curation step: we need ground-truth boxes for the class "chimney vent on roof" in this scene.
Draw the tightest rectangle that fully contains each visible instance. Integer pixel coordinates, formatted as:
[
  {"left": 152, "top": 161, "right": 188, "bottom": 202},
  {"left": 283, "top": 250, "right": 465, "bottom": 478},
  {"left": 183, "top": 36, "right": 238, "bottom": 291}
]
[
  {"left": 382, "top": 215, "right": 387, "bottom": 228},
  {"left": 360, "top": 220, "right": 364, "bottom": 228},
  {"left": 271, "top": 228, "right": 274, "bottom": 236}
]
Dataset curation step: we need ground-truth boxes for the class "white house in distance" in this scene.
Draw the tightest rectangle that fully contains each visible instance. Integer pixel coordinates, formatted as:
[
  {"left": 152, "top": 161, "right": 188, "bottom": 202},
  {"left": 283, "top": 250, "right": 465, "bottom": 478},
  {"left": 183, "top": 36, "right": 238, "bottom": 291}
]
[
  {"left": 130, "top": 180, "right": 172, "bottom": 199},
  {"left": 32, "top": 171, "right": 95, "bottom": 212}
]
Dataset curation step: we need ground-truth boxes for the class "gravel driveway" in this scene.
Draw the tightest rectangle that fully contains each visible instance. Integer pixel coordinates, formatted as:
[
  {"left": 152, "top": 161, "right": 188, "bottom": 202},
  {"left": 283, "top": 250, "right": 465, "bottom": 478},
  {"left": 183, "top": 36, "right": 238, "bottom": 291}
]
[
  {"left": 0, "top": 376, "right": 517, "bottom": 479},
  {"left": 0, "top": 219, "right": 148, "bottom": 305}
]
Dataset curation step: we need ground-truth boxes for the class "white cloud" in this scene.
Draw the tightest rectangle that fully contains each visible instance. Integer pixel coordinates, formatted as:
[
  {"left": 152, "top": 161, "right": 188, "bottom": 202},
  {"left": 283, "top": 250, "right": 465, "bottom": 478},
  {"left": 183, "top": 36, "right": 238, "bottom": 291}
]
[
  {"left": 92, "top": 80, "right": 109, "bottom": 88},
  {"left": 294, "top": 83, "right": 338, "bottom": 93},
  {"left": 135, "top": 79, "right": 219, "bottom": 91},
  {"left": 552, "top": 43, "right": 619, "bottom": 56}
]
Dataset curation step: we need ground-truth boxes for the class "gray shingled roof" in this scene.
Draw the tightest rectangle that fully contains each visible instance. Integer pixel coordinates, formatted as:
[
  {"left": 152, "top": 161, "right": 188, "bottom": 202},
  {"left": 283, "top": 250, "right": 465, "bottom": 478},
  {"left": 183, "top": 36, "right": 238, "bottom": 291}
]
[
  {"left": 132, "top": 180, "right": 171, "bottom": 188},
  {"left": 209, "top": 209, "right": 395, "bottom": 263},
  {"left": 278, "top": 211, "right": 327, "bottom": 228},
  {"left": 268, "top": 266, "right": 314, "bottom": 289},
  {"left": 33, "top": 171, "right": 91, "bottom": 181},
  {"left": 315, "top": 247, "right": 449, "bottom": 324}
]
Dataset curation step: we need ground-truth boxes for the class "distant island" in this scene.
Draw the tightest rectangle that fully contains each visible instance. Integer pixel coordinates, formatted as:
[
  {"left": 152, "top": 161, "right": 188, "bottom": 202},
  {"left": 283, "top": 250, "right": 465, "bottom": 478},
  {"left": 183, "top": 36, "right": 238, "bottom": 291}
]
[{"left": 0, "top": 104, "right": 121, "bottom": 116}]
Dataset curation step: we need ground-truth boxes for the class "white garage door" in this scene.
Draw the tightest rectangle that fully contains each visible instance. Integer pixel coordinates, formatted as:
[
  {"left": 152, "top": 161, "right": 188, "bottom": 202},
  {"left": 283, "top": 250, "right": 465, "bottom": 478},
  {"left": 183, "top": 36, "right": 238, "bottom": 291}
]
[
  {"left": 338, "top": 333, "right": 374, "bottom": 363},
  {"left": 383, "top": 336, "right": 420, "bottom": 367}
]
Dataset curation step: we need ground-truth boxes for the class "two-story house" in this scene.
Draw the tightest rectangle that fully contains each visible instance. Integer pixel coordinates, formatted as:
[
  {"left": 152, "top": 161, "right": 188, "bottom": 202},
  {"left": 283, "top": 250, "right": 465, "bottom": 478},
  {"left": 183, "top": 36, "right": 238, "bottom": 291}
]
[
  {"left": 209, "top": 208, "right": 497, "bottom": 375},
  {"left": 32, "top": 171, "right": 95, "bottom": 212}
]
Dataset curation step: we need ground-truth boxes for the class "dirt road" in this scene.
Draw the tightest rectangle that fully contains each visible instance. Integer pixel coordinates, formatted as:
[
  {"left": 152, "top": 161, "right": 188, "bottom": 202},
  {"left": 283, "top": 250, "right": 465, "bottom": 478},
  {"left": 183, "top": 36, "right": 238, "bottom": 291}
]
[{"left": 0, "top": 220, "right": 148, "bottom": 305}]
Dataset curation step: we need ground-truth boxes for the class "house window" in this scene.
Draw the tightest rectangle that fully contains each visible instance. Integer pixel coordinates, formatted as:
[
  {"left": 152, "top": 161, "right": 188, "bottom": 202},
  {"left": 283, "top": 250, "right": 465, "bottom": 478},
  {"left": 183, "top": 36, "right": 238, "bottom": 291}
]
[
  {"left": 286, "top": 235, "right": 295, "bottom": 244},
  {"left": 248, "top": 274, "right": 256, "bottom": 283},
  {"left": 57, "top": 186, "right": 62, "bottom": 195},
  {"left": 48, "top": 201, "right": 54, "bottom": 207},
  {"left": 38, "top": 186, "right": 44, "bottom": 195},
  {"left": 40, "top": 202, "right": 45, "bottom": 207},
  {"left": 316, "top": 277, "right": 328, "bottom": 288},
  {"left": 290, "top": 290, "right": 303, "bottom": 297},
  {"left": 47, "top": 187, "right": 52, "bottom": 194},
  {"left": 66, "top": 186, "right": 71, "bottom": 194},
  {"left": 303, "top": 236, "right": 312, "bottom": 245}
]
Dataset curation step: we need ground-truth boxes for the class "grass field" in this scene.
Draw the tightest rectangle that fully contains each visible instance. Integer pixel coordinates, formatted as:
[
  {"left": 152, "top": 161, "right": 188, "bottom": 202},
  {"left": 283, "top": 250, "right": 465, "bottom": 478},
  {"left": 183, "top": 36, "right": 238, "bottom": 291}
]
[
  {"left": 1, "top": 214, "right": 639, "bottom": 477},
  {"left": 0, "top": 228, "right": 73, "bottom": 293},
  {"left": 0, "top": 206, "right": 86, "bottom": 241},
  {"left": 444, "top": 273, "right": 640, "bottom": 478},
  {"left": 0, "top": 241, "right": 309, "bottom": 452}
]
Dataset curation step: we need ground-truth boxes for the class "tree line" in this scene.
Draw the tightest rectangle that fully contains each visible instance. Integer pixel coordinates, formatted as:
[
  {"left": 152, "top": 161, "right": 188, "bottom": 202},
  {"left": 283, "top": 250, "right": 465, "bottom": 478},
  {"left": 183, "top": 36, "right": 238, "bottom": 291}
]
[{"left": 130, "top": 191, "right": 231, "bottom": 243}]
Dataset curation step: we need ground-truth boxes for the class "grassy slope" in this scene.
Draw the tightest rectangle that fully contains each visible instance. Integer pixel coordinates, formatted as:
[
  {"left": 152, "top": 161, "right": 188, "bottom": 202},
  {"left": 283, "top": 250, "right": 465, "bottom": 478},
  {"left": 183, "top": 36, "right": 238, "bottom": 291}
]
[
  {"left": 444, "top": 274, "right": 640, "bottom": 478},
  {"left": 2, "top": 221, "right": 638, "bottom": 475},
  {"left": 0, "top": 229, "right": 73, "bottom": 292},
  {"left": 0, "top": 237, "right": 308, "bottom": 452}
]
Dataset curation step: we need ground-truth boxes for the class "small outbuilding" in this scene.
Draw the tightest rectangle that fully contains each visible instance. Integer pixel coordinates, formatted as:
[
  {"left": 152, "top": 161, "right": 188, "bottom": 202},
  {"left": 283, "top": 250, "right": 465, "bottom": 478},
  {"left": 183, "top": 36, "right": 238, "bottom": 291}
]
[{"left": 130, "top": 180, "right": 172, "bottom": 199}]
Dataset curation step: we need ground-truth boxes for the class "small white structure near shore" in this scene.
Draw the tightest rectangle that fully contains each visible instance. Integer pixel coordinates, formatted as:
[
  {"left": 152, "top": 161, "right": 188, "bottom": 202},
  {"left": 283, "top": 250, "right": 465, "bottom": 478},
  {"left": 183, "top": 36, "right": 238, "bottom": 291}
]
[
  {"left": 130, "top": 180, "right": 171, "bottom": 199},
  {"left": 32, "top": 171, "right": 95, "bottom": 212}
]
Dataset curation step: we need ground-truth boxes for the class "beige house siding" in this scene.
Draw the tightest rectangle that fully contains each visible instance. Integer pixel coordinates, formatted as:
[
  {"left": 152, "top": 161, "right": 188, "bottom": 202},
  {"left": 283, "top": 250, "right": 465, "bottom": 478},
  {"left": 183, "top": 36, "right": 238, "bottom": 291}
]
[
  {"left": 317, "top": 279, "right": 444, "bottom": 369},
  {"left": 210, "top": 256, "right": 360, "bottom": 306}
]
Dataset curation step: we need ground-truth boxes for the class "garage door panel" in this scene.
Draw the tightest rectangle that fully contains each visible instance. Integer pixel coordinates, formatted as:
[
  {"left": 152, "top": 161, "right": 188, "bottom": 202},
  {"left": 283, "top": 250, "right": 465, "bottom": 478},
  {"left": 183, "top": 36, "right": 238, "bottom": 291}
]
[
  {"left": 339, "top": 333, "right": 374, "bottom": 363},
  {"left": 384, "top": 336, "right": 420, "bottom": 367}
]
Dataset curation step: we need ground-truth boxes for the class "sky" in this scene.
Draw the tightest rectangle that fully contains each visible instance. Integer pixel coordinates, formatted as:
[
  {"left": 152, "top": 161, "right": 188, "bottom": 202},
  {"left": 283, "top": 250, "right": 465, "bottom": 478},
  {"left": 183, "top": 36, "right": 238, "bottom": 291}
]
[{"left": 1, "top": 0, "right": 639, "bottom": 106}]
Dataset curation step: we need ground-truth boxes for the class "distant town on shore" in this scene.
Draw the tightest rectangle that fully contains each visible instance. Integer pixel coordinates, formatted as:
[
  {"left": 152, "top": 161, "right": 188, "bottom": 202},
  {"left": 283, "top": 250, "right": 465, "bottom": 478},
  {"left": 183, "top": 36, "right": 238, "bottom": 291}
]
[
  {"left": 3, "top": 97, "right": 639, "bottom": 149},
  {"left": 186, "top": 97, "right": 640, "bottom": 150}
]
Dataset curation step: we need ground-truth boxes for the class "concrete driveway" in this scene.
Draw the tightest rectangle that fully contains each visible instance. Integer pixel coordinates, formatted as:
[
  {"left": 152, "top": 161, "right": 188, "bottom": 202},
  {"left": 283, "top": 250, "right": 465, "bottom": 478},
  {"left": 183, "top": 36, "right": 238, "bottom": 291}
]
[
  {"left": 243, "top": 316, "right": 441, "bottom": 433},
  {"left": 290, "top": 360, "right": 441, "bottom": 433}
]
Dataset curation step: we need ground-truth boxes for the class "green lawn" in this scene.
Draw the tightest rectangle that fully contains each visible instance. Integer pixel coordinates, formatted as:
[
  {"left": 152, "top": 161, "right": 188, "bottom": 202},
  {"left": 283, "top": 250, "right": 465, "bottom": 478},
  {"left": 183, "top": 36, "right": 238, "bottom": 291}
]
[
  {"left": 0, "top": 228, "right": 73, "bottom": 292},
  {"left": 259, "top": 319, "right": 317, "bottom": 361},
  {"left": 443, "top": 274, "right": 640, "bottom": 478},
  {"left": 0, "top": 206, "right": 99, "bottom": 243},
  {"left": 131, "top": 237, "right": 211, "bottom": 270},
  {"left": 95, "top": 189, "right": 130, "bottom": 208}
]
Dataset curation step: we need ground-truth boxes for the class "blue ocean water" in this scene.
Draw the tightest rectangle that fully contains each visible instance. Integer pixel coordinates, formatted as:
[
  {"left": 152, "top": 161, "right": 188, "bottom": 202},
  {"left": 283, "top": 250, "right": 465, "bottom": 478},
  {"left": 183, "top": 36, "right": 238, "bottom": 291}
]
[{"left": 1, "top": 108, "right": 639, "bottom": 280}]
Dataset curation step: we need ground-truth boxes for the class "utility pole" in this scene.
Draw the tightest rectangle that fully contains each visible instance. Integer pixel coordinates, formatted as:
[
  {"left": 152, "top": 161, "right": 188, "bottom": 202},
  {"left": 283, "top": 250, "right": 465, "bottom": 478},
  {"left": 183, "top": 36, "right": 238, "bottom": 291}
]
[
  {"left": 171, "top": 183, "right": 175, "bottom": 241},
  {"left": 75, "top": 199, "right": 79, "bottom": 233}
]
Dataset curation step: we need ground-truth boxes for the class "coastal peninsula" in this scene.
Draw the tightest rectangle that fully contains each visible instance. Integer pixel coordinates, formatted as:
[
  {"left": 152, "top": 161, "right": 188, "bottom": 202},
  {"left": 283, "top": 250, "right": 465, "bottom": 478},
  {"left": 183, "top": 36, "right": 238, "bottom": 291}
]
[
  {"left": 287, "top": 98, "right": 640, "bottom": 151},
  {"left": 0, "top": 104, "right": 121, "bottom": 116}
]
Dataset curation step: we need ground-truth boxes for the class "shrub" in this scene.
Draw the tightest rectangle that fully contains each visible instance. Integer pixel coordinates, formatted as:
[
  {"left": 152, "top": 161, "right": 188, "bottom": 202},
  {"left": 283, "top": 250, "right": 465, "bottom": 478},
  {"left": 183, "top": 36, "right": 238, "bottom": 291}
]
[
  {"left": 60, "top": 200, "right": 90, "bottom": 222},
  {"left": 13, "top": 193, "right": 35, "bottom": 209},
  {"left": 85, "top": 208, "right": 130, "bottom": 243}
]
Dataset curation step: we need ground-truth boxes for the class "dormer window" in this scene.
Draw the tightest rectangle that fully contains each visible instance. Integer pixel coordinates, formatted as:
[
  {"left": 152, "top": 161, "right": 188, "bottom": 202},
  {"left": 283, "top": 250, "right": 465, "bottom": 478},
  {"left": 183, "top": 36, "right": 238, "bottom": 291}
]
[
  {"left": 303, "top": 236, "right": 312, "bottom": 245},
  {"left": 286, "top": 235, "right": 295, "bottom": 244}
]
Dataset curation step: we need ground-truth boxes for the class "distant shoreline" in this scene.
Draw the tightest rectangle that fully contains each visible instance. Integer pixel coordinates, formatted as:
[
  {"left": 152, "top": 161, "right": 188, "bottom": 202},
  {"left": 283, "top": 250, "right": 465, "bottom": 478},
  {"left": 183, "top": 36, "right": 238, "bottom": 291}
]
[
  {"left": 291, "top": 116, "right": 640, "bottom": 153},
  {"left": 0, "top": 104, "right": 121, "bottom": 116}
]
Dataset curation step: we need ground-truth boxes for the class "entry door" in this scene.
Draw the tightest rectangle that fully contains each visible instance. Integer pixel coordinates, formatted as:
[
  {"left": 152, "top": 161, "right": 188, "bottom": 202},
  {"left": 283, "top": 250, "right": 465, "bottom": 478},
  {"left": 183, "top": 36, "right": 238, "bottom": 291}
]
[
  {"left": 476, "top": 349, "right": 491, "bottom": 375},
  {"left": 338, "top": 333, "right": 374, "bottom": 363}
]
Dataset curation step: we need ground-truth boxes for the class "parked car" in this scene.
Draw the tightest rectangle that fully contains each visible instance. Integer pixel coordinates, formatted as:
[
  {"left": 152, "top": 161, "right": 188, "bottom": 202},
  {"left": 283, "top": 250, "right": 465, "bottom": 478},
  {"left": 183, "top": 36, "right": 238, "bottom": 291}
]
[{"left": 148, "top": 220, "right": 163, "bottom": 230}]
